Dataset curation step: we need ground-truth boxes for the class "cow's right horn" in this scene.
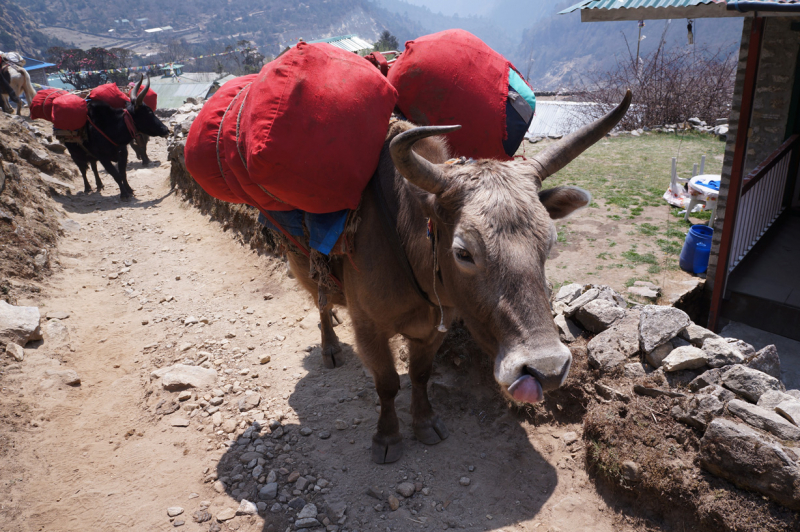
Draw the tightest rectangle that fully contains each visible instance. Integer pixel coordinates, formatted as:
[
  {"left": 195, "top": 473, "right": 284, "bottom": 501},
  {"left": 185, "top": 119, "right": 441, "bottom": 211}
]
[
  {"left": 390, "top": 125, "right": 461, "bottom": 195},
  {"left": 130, "top": 75, "right": 143, "bottom": 104}
]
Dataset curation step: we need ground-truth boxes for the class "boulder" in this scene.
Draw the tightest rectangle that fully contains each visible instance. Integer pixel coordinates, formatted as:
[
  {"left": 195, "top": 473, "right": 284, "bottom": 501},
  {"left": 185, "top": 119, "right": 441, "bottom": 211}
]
[
  {"left": 0, "top": 301, "right": 42, "bottom": 347},
  {"left": 564, "top": 288, "right": 600, "bottom": 317},
  {"left": 236, "top": 499, "right": 258, "bottom": 516},
  {"left": 702, "top": 337, "right": 744, "bottom": 368},
  {"left": 554, "top": 314, "right": 583, "bottom": 343},
  {"left": 43, "top": 318, "right": 70, "bottom": 346},
  {"left": 150, "top": 364, "right": 217, "bottom": 391},
  {"left": 5, "top": 342, "right": 24, "bottom": 362},
  {"left": 726, "top": 338, "right": 756, "bottom": 358},
  {"left": 728, "top": 399, "right": 800, "bottom": 441},
  {"left": 689, "top": 367, "right": 729, "bottom": 392},
  {"left": 44, "top": 369, "right": 80, "bottom": 386},
  {"left": 723, "top": 365, "right": 783, "bottom": 403},
  {"left": 700, "top": 418, "right": 800, "bottom": 510},
  {"left": 259, "top": 483, "right": 278, "bottom": 500},
  {"left": 595, "top": 286, "right": 627, "bottom": 307},
  {"left": 638, "top": 305, "right": 691, "bottom": 353},
  {"left": 745, "top": 344, "right": 781, "bottom": 380},
  {"left": 574, "top": 299, "right": 625, "bottom": 334},
  {"left": 645, "top": 342, "right": 672, "bottom": 368},
  {"left": 758, "top": 389, "right": 797, "bottom": 410},
  {"left": 587, "top": 309, "right": 640, "bottom": 372},
  {"left": 661, "top": 346, "right": 708, "bottom": 372},
  {"left": 624, "top": 362, "right": 646, "bottom": 379},
  {"left": 776, "top": 401, "right": 800, "bottom": 426},
  {"left": 238, "top": 391, "right": 261, "bottom": 412},
  {"left": 679, "top": 323, "right": 719, "bottom": 347},
  {"left": 553, "top": 283, "right": 583, "bottom": 305},
  {"left": 671, "top": 393, "right": 724, "bottom": 430},
  {"left": 627, "top": 284, "right": 659, "bottom": 300}
]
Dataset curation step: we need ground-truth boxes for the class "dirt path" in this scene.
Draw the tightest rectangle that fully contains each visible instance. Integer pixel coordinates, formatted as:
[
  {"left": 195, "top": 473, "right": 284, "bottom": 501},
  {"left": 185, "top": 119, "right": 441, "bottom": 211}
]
[{"left": 1, "top": 138, "right": 640, "bottom": 532}]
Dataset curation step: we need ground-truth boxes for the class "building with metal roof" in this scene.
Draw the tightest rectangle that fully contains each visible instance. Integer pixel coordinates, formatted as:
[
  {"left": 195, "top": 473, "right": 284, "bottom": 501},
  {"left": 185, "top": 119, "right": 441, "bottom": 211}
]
[
  {"left": 306, "top": 35, "right": 374, "bottom": 54},
  {"left": 562, "top": 0, "right": 798, "bottom": 21},
  {"left": 149, "top": 72, "right": 233, "bottom": 108}
]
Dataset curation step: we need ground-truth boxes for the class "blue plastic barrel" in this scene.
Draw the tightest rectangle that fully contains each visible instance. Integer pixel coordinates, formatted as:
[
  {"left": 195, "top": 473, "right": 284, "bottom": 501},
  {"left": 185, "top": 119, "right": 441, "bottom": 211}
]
[
  {"left": 679, "top": 225, "right": 713, "bottom": 273},
  {"left": 693, "top": 240, "right": 712, "bottom": 274}
]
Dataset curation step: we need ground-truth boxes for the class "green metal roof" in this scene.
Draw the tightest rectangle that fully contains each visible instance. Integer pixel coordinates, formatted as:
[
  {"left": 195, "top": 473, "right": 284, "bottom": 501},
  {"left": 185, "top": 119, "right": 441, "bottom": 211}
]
[{"left": 561, "top": 0, "right": 724, "bottom": 14}]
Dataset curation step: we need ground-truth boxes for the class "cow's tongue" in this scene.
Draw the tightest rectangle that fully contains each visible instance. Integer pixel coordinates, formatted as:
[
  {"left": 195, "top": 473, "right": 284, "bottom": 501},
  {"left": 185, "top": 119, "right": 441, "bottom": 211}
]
[{"left": 508, "top": 375, "right": 543, "bottom": 404}]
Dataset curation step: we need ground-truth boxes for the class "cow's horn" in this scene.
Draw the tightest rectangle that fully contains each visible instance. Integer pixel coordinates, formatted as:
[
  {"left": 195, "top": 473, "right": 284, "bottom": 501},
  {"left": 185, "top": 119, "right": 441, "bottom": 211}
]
[
  {"left": 530, "top": 89, "right": 632, "bottom": 180},
  {"left": 136, "top": 75, "right": 150, "bottom": 107},
  {"left": 131, "top": 75, "right": 143, "bottom": 105},
  {"left": 390, "top": 125, "right": 461, "bottom": 195}
]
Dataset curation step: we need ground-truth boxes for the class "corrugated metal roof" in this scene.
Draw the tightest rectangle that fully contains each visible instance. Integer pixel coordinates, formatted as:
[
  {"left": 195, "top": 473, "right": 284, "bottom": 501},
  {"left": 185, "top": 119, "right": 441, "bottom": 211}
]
[
  {"left": 148, "top": 78, "right": 216, "bottom": 109},
  {"left": 526, "top": 101, "right": 605, "bottom": 138},
  {"left": 307, "top": 34, "right": 374, "bottom": 53},
  {"left": 561, "top": 0, "right": 722, "bottom": 13}
]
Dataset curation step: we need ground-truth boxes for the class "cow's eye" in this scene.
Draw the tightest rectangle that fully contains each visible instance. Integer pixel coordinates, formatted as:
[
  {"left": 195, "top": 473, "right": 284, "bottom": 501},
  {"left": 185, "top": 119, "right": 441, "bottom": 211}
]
[{"left": 454, "top": 248, "right": 474, "bottom": 264}]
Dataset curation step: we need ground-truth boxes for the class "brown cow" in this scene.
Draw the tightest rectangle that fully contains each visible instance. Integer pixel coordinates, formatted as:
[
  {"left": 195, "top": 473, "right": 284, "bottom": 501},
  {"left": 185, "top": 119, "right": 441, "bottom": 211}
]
[{"left": 288, "top": 91, "right": 632, "bottom": 463}]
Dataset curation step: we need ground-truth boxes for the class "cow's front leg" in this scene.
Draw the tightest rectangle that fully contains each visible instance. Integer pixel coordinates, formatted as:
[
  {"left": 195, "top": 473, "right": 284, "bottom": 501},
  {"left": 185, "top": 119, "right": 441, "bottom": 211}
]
[
  {"left": 353, "top": 323, "right": 402, "bottom": 464},
  {"left": 117, "top": 148, "right": 134, "bottom": 197},
  {"left": 90, "top": 161, "right": 103, "bottom": 191},
  {"left": 318, "top": 288, "right": 343, "bottom": 369},
  {"left": 408, "top": 335, "right": 449, "bottom": 445},
  {"left": 98, "top": 158, "right": 128, "bottom": 199}
]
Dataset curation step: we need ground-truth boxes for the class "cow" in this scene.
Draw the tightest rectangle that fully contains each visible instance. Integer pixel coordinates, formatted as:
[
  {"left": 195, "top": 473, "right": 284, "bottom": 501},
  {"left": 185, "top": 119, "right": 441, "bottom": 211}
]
[
  {"left": 0, "top": 56, "right": 35, "bottom": 116},
  {"left": 285, "top": 91, "right": 631, "bottom": 464},
  {"left": 64, "top": 76, "right": 169, "bottom": 199}
]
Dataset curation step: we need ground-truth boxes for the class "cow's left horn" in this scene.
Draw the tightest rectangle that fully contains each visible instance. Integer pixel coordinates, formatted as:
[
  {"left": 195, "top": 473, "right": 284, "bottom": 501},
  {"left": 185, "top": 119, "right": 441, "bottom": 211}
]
[
  {"left": 136, "top": 75, "right": 150, "bottom": 107},
  {"left": 530, "top": 89, "right": 632, "bottom": 180},
  {"left": 390, "top": 125, "right": 461, "bottom": 195},
  {"left": 131, "top": 75, "right": 143, "bottom": 105}
]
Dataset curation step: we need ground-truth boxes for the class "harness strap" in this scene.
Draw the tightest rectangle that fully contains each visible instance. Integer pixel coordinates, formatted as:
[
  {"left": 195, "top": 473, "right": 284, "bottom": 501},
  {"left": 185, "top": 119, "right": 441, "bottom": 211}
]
[
  {"left": 123, "top": 110, "right": 137, "bottom": 138},
  {"left": 370, "top": 172, "right": 436, "bottom": 307},
  {"left": 85, "top": 114, "right": 119, "bottom": 147}
]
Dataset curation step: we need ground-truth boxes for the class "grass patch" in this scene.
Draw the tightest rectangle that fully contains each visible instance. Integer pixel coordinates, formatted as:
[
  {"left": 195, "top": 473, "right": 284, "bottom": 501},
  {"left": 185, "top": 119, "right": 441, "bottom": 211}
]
[
  {"left": 638, "top": 223, "right": 660, "bottom": 236},
  {"left": 656, "top": 239, "right": 683, "bottom": 255},
  {"left": 622, "top": 250, "right": 658, "bottom": 265}
]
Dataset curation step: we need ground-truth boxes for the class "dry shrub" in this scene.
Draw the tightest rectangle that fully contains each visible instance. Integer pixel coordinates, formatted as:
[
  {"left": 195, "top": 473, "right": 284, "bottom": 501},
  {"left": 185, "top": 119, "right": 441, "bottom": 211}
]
[{"left": 576, "top": 27, "right": 737, "bottom": 130}]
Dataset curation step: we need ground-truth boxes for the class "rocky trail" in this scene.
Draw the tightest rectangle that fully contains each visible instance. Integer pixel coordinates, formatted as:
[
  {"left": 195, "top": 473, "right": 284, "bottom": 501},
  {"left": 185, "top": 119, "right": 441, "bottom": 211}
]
[{"left": 0, "top": 137, "right": 635, "bottom": 532}]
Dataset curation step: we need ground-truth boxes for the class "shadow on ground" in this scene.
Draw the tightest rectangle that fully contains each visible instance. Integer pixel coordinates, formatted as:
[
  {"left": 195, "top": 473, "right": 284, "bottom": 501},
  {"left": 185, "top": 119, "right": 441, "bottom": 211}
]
[{"left": 216, "top": 331, "right": 559, "bottom": 532}]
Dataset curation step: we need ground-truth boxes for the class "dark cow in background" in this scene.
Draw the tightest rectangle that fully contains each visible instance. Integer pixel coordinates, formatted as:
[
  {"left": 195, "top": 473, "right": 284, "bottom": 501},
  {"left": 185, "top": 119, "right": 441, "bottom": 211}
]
[
  {"left": 287, "top": 91, "right": 632, "bottom": 463},
  {"left": 65, "top": 76, "right": 169, "bottom": 199}
]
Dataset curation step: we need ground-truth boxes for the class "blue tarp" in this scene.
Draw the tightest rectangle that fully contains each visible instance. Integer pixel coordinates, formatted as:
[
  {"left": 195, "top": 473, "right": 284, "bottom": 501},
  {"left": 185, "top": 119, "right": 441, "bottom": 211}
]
[{"left": 258, "top": 209, "right": 349, "bottom": 256}]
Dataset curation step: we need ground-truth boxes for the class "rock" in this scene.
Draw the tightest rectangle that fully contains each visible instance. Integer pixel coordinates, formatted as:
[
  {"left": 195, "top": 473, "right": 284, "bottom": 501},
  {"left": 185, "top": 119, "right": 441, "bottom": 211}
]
[
  {"left": 259, "top": 354, "right": 271, "bottom": 364},
  {"left": 574, "top": 299, "right": 625, "bottom": 334},
  {"left": 645, "top": 342, "right": 672, "bottom": 368},
  {"left": 213, "top": 480, "right": 225, "bottom": 493},
  {"left": 388, "top": 495, "right": 400, "bottom": 511},
  {"left": 173, "top": 520, "right": 184, "bottom": 527},
  {"left": 43, "top": 319, "right": 70, "bottom": 345},
  {"left": 638, "top": 306, "right": 691, "bottom": 353},
  {"left": 594, "top": 382, "right": 629, "bottom": 402},
  {"left": 299, "top": 427, "right": 313, "bottom": 436},
  {"left": 689, "top": 367, "right": 729, "bottom": 392},
  {"left": 177, "top": 390, "right": 192, "bottom": 401},
  {"left": 297, "top": 503, "right": 317, "bottom": 519},
  {"left": 211, "top": 412, "right": 223, "bottom": 426},
  {"left": 46, "top": 310, "right": 70, "bottom": 320},
  {"left": 704, "top": 384, "right": 736, "bottom": 403},
  {"left": 259, "top": 483, "right": 278, "bottom": 500},
  {"left": 554, "top": 283, "right": 583, "bottom": 305},
  {"left": 671, "top": 393, "right": 724, "bottom": 430},
  {"left": 776, "top": 401, "right": 800, "bottom": 426},
  {"left": 562, "top": 431, "right": 579, "bottom": 444},
  {"left": 44, "top": 369, "right": 80, "bottom": 386},
  {"left": 216, "top": 508, "right": 236, "bottom": 522},
  {"left": 221, "top": 419, "right": 237, "bottom": 434},
  {"left": 396, "top": 482, "right": 415, "bottom": 498},
  {"left": 745, "top": 344, "right": 781, "bottom": 380},
  {"left": 587, "top": 309, "right": 640, "bottom": 372},
  {"left": 727, "top": 399, "right": 800, "bottom": 440},
  {"left": 702, "top": 337, "right": 745, "bottom": 368},
  {"left": 318, "top": 430, "right": 331, "bottom": 440},
  {"left": 238, "top": 391, "right": 261, "bottom": 412},
  {"left": 295, "top": 518, "right": 321, "bottom": 529},
  {"left": 661, "top": 346, "right": 708, "bottom": 372},
  {"left": 170, "top": 418, "right": 190, "bottom": 427},
  {"left": 150, "top": 364, "right": 217, "bottom": 391},
  {"left": 554, "top": 314, "right": 582, "bottom": 343},
  {"left": 295, "top": 476, "right": 310, "bottom": 490},
  {"left": 627, "top": 285, "right": 659, "bottom": 299},
  {"left": 459, "top": 477, "right": 471, "bottom": 486},
  {"left": 236, "top": 499, "right": 257, "bottom": 516},
  {"left": 700, "top": 418, "right": 800, "bottom": 510},
  {"left": 723, "top": 365, "right": 783, "bottom": 403},
  {"left": 0, "top": 301, "right": 42, "bottom": 347},
  {"left": 758, "top": 390, "right": 798, "bottom": 410},
  {"left": 5, "top": 342, "right": 23, "bottom": 362},
  {"left": 624, "top": 362, "right": 645, "bottom": 379},
  {"left": 790, "top": 390, "right": 800, "bottom": 400},
  {"left": 621, "top": 461, "right": 641, "bottom": 481},
  {"left": 727, "top": 338, "right": 756, "bottom": 358},
  {"left": 167, "top": 507, "right": 184, "bottom": 517},
  {"left": 334, "top": 419, "right": 348, "bottom": 430},
  {"left": 192, "top": 510, "right": 212, "bottom": 523},
  {"left": 564, "top": 288, "right": 600, "bottom": 317}
]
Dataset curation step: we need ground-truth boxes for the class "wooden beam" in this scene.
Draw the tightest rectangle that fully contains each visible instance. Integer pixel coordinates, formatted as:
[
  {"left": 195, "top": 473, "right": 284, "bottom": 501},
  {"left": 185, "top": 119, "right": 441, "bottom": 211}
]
[{"left": 708, "top": 16, "right": 765, "bottom": 332}]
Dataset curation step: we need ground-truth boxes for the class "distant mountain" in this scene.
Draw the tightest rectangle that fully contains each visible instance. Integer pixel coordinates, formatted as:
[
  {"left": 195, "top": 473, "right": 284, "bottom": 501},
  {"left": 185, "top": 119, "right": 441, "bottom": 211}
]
[{"left": 0, "top": 0, "right": 64, "bottom": 56}]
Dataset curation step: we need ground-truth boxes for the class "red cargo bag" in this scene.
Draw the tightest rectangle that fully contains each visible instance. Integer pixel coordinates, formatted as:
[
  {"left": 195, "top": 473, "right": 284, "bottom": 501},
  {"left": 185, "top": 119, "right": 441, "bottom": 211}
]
[
  {"left": 137, "top": 86, "right": 157, "bottom": 110},
  {"left": 89, "top": 83, "right": 130, "bottom": 108},
  {"left": 30, "top": 88, "right": 66, "bottom": 121},
  {"left": 240, "top": 41, "right": 398, "bottom": 213},
  {"left": 185, "top": 74, "right": 257, "bottom": 204},
  {"left": 51, "top": 93, "right": 88, "bottom": 131},
  {"left": 388, "top": 29, "right": 528, "bottom": 160}
]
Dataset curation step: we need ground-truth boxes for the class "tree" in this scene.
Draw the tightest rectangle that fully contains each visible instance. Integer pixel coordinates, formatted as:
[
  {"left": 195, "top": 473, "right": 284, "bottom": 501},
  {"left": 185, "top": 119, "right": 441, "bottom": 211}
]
[
  {"left": 47, "top": 46, "right": 131, "bottom": 90},
  {"left": 374, "top": 30, "right": 399, "bottom": 52}
]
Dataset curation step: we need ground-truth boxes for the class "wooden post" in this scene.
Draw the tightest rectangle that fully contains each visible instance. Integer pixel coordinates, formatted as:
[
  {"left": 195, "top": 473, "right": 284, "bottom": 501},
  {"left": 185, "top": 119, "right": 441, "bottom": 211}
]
[{"left": 708, "top": 16, "right": 765, "bottom": 331}]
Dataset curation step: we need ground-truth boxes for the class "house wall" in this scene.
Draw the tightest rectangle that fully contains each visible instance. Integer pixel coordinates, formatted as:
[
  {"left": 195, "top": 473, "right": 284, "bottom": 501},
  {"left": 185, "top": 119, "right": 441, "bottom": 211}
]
[{"left": 706, "top": 17, "right": 800, "bottom": 294}]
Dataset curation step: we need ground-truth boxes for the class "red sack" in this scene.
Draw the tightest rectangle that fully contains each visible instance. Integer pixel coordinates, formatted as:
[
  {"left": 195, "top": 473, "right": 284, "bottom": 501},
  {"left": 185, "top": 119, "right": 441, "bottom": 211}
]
[
  {"left": 185, "top": 75, "right": 257, "bottom": 204},
  {"left": 51, "top": 93, "right": 88, "bottom": 131},
  {"left": 388, "top": 29, "right": 517, "bottom": 160},
  {"left": 30, "top": 89, "right": 66, "bottom": 121},
  {"left": 240, "top": 42, "right": 398, "bottom": 213},
  {"left": 89, "top": 83, "right": 130, "bottom": 108},
  {"left": 137, "top": 86, "right": 158, "bottom": 109}
]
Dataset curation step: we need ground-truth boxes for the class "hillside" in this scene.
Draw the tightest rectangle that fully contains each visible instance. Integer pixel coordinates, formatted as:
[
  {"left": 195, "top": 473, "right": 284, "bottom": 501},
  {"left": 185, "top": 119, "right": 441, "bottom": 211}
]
[{"left": 0, "top": 0, "right": 63, "bottom": 56}]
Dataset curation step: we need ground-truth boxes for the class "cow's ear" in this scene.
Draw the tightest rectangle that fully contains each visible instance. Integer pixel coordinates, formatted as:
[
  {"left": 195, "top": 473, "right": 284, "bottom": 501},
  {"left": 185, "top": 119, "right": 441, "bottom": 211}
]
[{"left": 539, "top": 186, "right": 591, "bottom": 219}]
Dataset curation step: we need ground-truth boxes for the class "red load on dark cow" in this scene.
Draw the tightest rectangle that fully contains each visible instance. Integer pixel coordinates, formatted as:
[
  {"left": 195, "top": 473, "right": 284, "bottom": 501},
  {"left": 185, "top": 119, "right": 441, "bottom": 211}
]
[
  {"left": 387, "top": 29, "right": 536, "bottom": 161},
  {"left": 29, "top": 88, "right": 67, "bottom": 121},
  {"left": 51, "top": 93, "right": 88, "bottom": 131},
  {"left": 90, "top": 83, "right": 160, "bottom": 166}
]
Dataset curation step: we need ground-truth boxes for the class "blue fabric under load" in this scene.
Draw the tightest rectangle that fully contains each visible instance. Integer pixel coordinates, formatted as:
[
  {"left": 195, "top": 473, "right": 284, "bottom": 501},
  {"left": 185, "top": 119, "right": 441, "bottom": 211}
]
[{"left": 257, "top": 209, "right": 349, "bottom": 256}]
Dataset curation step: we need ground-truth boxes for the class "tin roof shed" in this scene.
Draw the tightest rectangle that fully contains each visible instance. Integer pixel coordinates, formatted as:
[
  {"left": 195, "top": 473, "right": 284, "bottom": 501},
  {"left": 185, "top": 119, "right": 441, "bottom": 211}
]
[{"left": 307, "top": 35, "right": 374, "bottom": 54}]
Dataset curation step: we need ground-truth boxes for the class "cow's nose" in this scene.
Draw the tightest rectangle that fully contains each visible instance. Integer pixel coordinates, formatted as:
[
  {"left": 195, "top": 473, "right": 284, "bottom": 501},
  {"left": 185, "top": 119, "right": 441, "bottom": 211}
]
[{"left": 523, "top": 350, "right": 572, "bottom": 392}]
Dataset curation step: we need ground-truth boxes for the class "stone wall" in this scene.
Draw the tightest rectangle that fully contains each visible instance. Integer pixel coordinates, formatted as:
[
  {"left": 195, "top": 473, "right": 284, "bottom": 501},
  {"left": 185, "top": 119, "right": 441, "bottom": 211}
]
[{"left": 706, "top": 17, "right": 800, "bottom": 295}]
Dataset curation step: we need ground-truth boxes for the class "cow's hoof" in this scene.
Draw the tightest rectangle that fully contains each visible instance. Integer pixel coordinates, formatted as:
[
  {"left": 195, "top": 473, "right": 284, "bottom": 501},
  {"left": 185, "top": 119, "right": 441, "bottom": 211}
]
[
  {"left": 96, "top": 183, "right": 104, "bottom": 191},
  {"left": 371, "top": 434, "right": 403, "bottom": 464},
  {"left": 120, "top": 194, "right": 132, "bottom": 202},
  {"left": 413, "top": 416, "right": 449, "bottom": 445},
  {"left": 321, "top": 344, "right": 343, "bottom": 369},
  {"left": 84, "top": 187, "right": 92, "bottom": 194}
]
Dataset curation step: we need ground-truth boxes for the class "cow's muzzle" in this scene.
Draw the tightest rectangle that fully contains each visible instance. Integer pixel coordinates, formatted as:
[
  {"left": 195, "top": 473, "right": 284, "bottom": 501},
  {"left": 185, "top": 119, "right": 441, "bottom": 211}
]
[{"left": 496, "top": 346, "right": 572, "bottom": 404}]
